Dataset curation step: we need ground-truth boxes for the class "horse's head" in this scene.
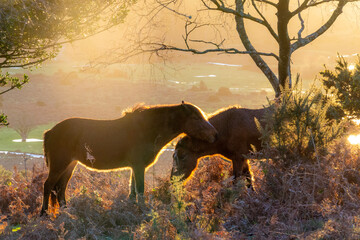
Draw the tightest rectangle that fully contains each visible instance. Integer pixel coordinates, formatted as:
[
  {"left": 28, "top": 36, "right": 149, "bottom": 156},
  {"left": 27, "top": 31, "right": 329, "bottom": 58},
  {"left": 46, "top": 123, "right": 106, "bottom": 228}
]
[
  {"left": 180, "top": 102, "right": 218, "bottom": 143},
  {"left": 171, "top": 136, "right": 201, "bottom": 180}
]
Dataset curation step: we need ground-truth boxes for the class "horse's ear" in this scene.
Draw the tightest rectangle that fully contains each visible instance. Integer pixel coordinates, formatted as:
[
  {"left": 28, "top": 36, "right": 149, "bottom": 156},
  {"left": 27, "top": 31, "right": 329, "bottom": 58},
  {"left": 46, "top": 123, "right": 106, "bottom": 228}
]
[
  {"left": 181, "top": 101, "right": 192, "bottom": 113},
  {"left": 181, "top": 101, "right": 190, "bottom": 111}
]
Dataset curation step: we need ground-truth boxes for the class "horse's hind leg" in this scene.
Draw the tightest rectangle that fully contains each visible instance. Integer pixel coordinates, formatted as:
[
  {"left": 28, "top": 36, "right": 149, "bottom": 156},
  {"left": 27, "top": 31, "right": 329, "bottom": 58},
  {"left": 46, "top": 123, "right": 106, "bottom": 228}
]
[
  {"left": 41, "top": 170, "right": 63, "bottom": 216},
  {"left": 53, "top": 161, "right": 77, "bottom": 207},
  {"left": 231, "top": 153, "right": 253, "bottom": 189},
  {"left": 41, "top": 155, "right": 72, "bottom": 216}
]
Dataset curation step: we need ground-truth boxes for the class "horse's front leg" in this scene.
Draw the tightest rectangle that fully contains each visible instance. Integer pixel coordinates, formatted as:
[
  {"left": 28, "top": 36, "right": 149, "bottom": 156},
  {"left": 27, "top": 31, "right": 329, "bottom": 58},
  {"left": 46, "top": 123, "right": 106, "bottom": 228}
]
[
  {"left": 231, "top": 155, "right": 244, "bottom": 179},
  {"left": 129, "top": 170, "right": 136, "bottom": 200},
  {"left": 241, "top": 160, "right": 254, "bottom": 190},
  {"left": 130, "top": 166, "right": 145, "bottom": 203}
]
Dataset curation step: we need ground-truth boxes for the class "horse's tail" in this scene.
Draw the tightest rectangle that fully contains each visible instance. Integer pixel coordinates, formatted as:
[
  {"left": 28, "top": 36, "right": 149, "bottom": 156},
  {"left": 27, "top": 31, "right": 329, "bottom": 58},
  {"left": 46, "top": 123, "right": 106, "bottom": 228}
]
[{"left": 43, "top": 130, "right": 51, "bottom": 168}]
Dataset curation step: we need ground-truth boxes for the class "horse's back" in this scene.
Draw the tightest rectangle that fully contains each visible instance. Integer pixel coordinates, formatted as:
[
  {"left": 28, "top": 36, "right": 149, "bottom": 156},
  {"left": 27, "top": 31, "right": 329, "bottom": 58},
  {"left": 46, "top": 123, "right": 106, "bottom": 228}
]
[
  {"left": 209, "top": 107, "right": 266, "bottom": 153},
  {"left": 210, "top": 107, "right": 265, "bottom": 133},
  {"left": 48, "top": 118, "right": 126, "bottom": 138},
  {"left": 46, "top": 118, "right": 86, "bottom": 144}
]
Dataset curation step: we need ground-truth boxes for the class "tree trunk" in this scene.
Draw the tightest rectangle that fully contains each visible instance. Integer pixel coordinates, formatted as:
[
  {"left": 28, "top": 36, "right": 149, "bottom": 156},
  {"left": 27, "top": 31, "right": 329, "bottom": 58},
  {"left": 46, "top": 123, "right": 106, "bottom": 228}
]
[
  {"left": 277, "top": 0, "right": 292, "bottom": 91},
  {"left": 235, "top": 0, "right": 281, "bottom": 97}
]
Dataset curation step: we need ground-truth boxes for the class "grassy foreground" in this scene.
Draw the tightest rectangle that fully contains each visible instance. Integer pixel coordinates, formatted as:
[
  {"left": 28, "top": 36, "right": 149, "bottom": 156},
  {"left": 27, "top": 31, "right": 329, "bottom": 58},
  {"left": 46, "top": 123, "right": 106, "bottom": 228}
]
[{"left": 1, "top": 139, "right": 360, "bottom": 239}]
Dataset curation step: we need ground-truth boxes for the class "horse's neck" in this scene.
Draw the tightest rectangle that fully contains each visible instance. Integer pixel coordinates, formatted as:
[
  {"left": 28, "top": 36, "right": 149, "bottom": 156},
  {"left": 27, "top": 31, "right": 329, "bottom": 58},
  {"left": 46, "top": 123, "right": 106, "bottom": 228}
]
[
  {"left": 142, "top": 109, "right": 183, "bottom": 144},
  {"left": 156, "top": 120, "right": 182, "bottom": 146},
  {"left": 159, "top": 107, "right": 184, "bottom": 135}
]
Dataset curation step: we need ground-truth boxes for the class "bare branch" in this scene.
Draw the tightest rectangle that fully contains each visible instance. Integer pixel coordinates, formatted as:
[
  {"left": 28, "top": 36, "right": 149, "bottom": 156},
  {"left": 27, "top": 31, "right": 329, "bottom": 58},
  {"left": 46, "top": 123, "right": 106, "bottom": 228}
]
[
  {"left": 189, "top": 39, "right": 225, "bottom": 49},
  {"left": 173, "top": 16, "right": 279, "bottom": 60},
  {"left": 251, "top": 0, "right": 279, "bottom": 42},
  {"left": 152, "top": 43, "right": 279, "bottom": 60},
  {"left": 291, "top": 0, "right": 347, "bottom": 53},
  {"left": 200, "top": 0, "right": 216, "bottom": 10},
  {"left": 204, "top": 0, "right": 279, "bottom": 41},
  {"left": 182, "top": 20, "right": 211, "bottom": 49},
  {"left": 306, "top": 0, "right": 336, "bottom": 8},
  {"left": 291, "top": 0, "right": 311, "bottom": 17},
  {"left": 291, "top": 0, "right": 359, "bottom": 17},
  {"left": 297, "top": 0, "right": 305, "bottom": 39},
  {"left": 254, "top": 0, "right": 278, "bottom": 7},
  {"left": 180, "top": 20, "right": 227, "bottom": 52},
  {"left": 209, "top": 0, "right": 263, "bottom": 22},
  {"left": 155, "top": 0, "right": 192, "bottom": 19}
]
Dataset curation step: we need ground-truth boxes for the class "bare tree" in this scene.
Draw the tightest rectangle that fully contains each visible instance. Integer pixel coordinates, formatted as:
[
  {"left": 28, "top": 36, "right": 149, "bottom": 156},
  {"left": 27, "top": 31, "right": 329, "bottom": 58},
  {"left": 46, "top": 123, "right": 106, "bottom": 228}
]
[
  {"left": 7, "top": 111, "right": 40, "bottom": 142},
  {"left": 116, "top": 0, "right": 357, "bottom": 97},
  {"left": 11, "top": 119, "right": 36, "bottom": 142}
]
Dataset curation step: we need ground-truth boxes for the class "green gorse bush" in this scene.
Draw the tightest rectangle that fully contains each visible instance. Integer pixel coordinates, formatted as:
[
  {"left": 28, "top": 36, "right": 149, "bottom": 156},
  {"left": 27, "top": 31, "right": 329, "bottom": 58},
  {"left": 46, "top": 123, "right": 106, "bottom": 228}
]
[{"left": 259, "top": 76, "right": 345, "bottom": 162}]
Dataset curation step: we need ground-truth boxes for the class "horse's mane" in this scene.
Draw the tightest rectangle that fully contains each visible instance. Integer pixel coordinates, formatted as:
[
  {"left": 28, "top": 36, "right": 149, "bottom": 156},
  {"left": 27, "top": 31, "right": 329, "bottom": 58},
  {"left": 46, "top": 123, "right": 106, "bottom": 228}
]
[
  {"left": 207, "top": 105, "right": 242, "bottom": 118},
  {"left": 207, "top": 105, "right": 271, "bottom": 119},
  {"left": 122, "top": 102, "right": 185, "bottom": 117},
  {"left": 122, "top": 103, "right": 147, "bottom": 116}
]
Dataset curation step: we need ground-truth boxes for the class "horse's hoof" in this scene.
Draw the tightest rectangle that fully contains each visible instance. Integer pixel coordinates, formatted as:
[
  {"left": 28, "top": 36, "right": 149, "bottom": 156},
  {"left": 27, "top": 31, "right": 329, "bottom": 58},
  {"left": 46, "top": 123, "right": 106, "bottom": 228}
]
[
  {"left": 137, "top": 195, "right": 145, "bottom": 205},
  {"left": 129, "top": 194, "right": 136, "bottom": 201}
]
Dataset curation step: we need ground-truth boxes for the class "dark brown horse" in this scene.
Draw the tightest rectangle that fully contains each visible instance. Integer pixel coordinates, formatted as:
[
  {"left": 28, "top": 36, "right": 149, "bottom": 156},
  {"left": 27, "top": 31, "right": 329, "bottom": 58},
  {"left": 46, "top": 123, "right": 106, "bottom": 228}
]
[
  {"left": 171, "top": 106, "right": 268, "bottom": 187},
  {"left": 41, "top": 102, "right": 218, "bottom": 216}
]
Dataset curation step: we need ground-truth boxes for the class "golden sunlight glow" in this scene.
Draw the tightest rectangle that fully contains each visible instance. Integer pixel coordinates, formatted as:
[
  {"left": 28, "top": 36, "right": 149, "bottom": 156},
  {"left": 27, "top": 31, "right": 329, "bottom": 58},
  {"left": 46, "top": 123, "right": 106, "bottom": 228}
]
[
  {"left": 348, "top": 134, "right": 360, "bottom": 145},
  {"left": 348, "top": 64, "right": 355, "bottom": 71},
  {"left": 353, "top": 119, "right": 360, "bottom": 125},
  {"left": 348, "top": 119, "right": 360, "bottom": 145}
]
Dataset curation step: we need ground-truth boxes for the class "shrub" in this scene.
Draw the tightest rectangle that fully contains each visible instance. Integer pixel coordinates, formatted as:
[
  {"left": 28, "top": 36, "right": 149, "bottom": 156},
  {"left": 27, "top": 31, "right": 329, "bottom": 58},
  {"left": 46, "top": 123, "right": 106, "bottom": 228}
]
[
  {"left": 259, "top": 78, "right": 346, "bottom": 162},
  {"left": 320, "top": 56, "right": 360, "bottom": 118},
  {"left": 136, "top": 209, "right": 177, "bottom": 239},
  {"left": 225, "top": 142, "right": 360, "bottom": 239},
  {"left": 0, "top": 165, "right": 12, "bottom": 185},
  {"left": 0, "top": 113, "right": 8, "bottom": 127}
]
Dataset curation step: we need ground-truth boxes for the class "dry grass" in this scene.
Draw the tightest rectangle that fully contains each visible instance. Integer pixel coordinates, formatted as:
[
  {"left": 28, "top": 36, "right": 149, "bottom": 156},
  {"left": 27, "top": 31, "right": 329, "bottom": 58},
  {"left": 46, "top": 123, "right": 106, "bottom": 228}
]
[{"left": 1, "top": 140, "right": 360, "bottom": 239}]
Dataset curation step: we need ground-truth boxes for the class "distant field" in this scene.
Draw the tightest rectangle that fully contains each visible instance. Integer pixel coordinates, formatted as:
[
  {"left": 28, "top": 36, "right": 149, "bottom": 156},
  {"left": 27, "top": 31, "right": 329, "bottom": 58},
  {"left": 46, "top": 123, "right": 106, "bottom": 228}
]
[
  {"left": 15, "top": 61, "right": 276, "bottom": 93},
  {"left": 130, "top": 62, "right": 274, "bottom": 92},
  {"left": 0, "top": 123, "right": 54, "bottom": 154}
]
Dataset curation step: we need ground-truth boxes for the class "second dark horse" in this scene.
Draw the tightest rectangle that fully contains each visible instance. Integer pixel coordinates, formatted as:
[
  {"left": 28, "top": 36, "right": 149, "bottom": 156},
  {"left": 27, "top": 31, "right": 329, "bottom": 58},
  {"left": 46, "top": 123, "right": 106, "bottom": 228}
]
[
  {"left": 41, "top": 102, "right": 217, "bottom": 216},
  {"left": 172, "top": 106, "right": 268, "bottom": 188}
]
